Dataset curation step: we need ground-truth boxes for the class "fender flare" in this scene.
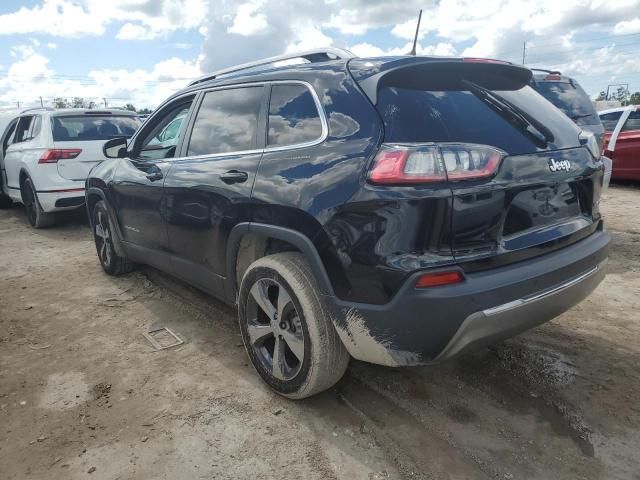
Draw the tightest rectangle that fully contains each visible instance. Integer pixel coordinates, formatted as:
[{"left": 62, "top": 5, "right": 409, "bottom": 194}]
[
  {"left": 225, "top": 222, "right": 335, "bottom": 301},
  {"left": 86, "top": 187, "right": 126, "bottom": 258}
]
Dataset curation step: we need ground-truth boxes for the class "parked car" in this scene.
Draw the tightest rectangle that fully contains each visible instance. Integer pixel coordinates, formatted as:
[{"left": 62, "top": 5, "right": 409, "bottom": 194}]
[
  {"left": 529, "top": 69, "right": 612, "bottom": 189},
  {"left": 0, "top": 108, "right": 140, "bottom": 227},
  {"left": 529, "top": 69, "right": 605, "bottom": 149},
  {"left": 599, "top": 105, "right": 640, "bottom": 181},
  {"left": 87, "top": 49, "right": 609, "bottom": 399}
]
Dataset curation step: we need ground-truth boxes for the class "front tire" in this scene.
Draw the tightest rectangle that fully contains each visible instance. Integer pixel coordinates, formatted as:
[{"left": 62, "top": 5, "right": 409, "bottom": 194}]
[
  {"left": 238, "top": 252, "right": 349, "bottom": 399},
  {"left": 21, "top": 178, "right": 54, "bottom": 228},
  {"left": 92, "top": 200, "right": 133, "bottom": 276}
]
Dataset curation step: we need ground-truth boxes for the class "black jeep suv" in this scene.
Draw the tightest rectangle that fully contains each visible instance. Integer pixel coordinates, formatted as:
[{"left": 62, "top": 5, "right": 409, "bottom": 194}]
[{"left": 87, "top": 49, "right": 609, "bottom": 399}]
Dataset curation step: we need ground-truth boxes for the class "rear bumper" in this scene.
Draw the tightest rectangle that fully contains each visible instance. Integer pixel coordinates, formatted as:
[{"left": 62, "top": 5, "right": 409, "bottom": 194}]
[
  {"left": 38, "top": 189, "right": 86, "bottom": 212},
  {"left": 329, "top": 230, "right": 610, "bottom": 367}
]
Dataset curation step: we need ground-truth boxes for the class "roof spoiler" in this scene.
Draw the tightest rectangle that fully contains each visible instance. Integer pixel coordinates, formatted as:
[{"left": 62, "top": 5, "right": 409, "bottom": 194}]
[{"left": 349, "top": 57, "right": 533, "bottom": 104}]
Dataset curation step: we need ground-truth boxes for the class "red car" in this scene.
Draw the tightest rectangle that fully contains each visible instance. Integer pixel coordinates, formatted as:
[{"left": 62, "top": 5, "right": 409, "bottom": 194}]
[{"left": 599, "top": 105, "right": 640, "bottom": 180}]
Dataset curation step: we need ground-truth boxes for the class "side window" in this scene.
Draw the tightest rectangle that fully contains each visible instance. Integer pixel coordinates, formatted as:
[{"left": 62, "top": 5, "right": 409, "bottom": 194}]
[
  {"left": 136, "top": 97, "right": 194, "bottom": 160},
  {"left": 24, "top": 115, "right": 41, "bottom": 141},
  {"left": 621, "top": 110, "right": 640, "bottom": 132},
  {"left": 599, "top": 111, "right": 623, "bottom": 131},
  {"left": 268, "top": 84, "right": 323, "bottom": 147},
  {"left": 187, "top": 86, "right": 264, "bottom": 156},
  {"left": 13, "top": 116, "right": 35, "bottom": 144}
]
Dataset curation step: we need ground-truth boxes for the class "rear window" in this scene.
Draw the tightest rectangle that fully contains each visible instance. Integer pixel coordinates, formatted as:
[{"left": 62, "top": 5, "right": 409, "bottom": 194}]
[
  {"left": 532, "top": 81, "right": 598, "bottom": 126},
  {"left": 52, "top": 116, "right": 140, "bottom": 141},
  {"left": 377, "top": 84, "right": 580, "bottom": 155},
  {"left": 622, "top": 110, "right": 640, "bottom": 132},
  {"left": 599, "top": 111, "right": 623, "bottom": 131}
]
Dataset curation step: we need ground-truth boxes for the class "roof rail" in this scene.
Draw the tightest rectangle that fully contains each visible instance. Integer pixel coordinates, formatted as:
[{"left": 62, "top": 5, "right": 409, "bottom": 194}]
[
  {"left": 188, "top": 47, "right": 356, "bottom": 87},
  {"left": 530, "top": 68, "right": 562, "bottom": 75},
  {"left": 20, "top": 107, "right": 55, "bottom": 114}
]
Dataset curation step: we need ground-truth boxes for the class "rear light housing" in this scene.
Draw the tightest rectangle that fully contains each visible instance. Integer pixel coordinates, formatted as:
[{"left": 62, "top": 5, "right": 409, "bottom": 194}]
[
  {"left": 38, "top": 149, "right": 82, "bottom": 164},
  {"left": 415, "top": 270, "right": 464, "bottom": 288},
  {"left": 368, "top": 143, "right": 505, "bottom": 185}
]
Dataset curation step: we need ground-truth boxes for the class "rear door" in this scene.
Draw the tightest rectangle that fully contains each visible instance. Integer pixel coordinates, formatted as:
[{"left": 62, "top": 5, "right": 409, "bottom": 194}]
[
  {"left": 357, "top": 60, "right": 603, "bottom": 271},
  {"left": 51, "top": 113, "right": 140, "bottom": 181},
  {"left": 4, "top": 115, "right": 42, "bottom": 190},
  {"left": 164, "top": 85, "right": 266, "bottom": 296},
  {"left": 613, "top": 109, "right": 640, "bottom": 178}
]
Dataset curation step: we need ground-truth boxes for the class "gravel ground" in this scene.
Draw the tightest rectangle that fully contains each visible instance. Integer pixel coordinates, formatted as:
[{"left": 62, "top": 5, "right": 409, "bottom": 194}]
[{"left": 1, "top": 183, "right": 639, "bottom": 480}]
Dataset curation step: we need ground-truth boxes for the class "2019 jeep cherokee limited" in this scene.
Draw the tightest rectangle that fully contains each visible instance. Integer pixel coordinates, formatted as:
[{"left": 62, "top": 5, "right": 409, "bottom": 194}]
[{"left": 86, "top": 49, "right": 609, "bottom": 399}]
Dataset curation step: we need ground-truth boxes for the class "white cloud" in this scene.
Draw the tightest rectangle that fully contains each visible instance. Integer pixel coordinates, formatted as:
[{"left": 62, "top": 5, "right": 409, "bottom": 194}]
[
  {"left": 0, "top": 0, "right": 208, "bottom": 39},
  {"left": 227, "top": 1, "right": 269, "bottom": 36},
  {"left": 47, "top": 42, "right": 57, "bottom": 49},
  {"left": 0, "top": 44, "right": 203, "bottom": 110},
  {"left": 116, "top": 23, "right": 156, "bottom": 41},
  {"left": 614, "top": 18, "right": 640, "bottom": 34}
]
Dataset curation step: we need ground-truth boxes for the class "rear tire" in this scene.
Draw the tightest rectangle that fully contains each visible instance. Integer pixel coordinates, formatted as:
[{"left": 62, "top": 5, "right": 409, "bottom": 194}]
[
  {"left": 238, "top": 252, "right": 349, "bottom": 399},
  {"left": 21, "top": 178, "right": 55, "bottom": 228},
  {"left": 92, "top": 200, "right": 133, "bottom": 276}
]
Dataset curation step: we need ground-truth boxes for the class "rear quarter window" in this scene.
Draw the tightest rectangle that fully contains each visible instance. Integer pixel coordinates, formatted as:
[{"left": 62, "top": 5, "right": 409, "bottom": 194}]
[{"left": 267, "top": 84, "right": 323, "bottom": 147}]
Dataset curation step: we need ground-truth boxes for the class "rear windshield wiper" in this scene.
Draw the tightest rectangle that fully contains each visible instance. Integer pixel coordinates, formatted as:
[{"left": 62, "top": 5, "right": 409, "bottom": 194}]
[
  {"left": 461, "top": 79, "right": 555, "bottom": 148},
  {"left": 570, "top": 113, "right": 593, "bottom": 120}
]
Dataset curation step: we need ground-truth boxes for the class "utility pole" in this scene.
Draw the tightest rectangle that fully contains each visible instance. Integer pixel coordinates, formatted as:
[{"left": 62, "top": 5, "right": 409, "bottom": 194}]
[
  {"left": 522, "top": 41, "right": 526, "bottom": 64},
  {"left": 39, "top": 96, "right": 44, "bottom": 108},
  {"left": 408, "top": 9, "right": 423, "bottom": 56},
  {"left": 16, "top": 101, "right": 20, "bottom": 109},
  {"left": 103, "top": 98, "right": 108, "bottom": 108}
]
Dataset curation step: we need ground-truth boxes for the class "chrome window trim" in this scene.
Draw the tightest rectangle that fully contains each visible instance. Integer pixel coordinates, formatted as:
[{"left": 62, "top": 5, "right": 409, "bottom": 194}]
[{"left": 170, "top": 80, "right": 328, "bottom": 163}]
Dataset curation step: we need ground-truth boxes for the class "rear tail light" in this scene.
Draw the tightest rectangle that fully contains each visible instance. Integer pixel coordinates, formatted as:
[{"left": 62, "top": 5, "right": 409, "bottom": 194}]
[
  {"left": 368, "top": 143, "right": 505, "bottom": 185},
  {"left": 545, "top": 74, "right": 562, "bottom": 80},
  {"left": 38, "top": 149, "right": 82, "bottom": 164},
  {"left": 415, "top": 270, "right": 464, "bottom": 288}
]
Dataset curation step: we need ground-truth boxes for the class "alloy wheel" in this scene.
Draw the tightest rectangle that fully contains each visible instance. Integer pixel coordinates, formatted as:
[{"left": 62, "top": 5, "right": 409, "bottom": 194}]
[
  {"left": 23, "top": 182, "right": 37, "bottom": 226},
  {"left": 94, "top": 210, "right": 112, "bottom": 267},
  {"left": 245, "top": 278, "right": 305, "bottom": 381}
]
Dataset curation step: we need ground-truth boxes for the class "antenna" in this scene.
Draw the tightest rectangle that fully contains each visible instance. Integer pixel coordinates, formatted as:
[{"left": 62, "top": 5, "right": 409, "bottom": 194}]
[{"left": 408, "top": 9, "right": 423, "bottom": 56}]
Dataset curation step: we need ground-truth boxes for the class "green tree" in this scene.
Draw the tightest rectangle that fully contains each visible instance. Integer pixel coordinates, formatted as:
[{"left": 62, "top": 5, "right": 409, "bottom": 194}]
[
  {"left": 71, "top": 97, "right": 86, "bottom": 108},
  {"left": 124, "top": 103, "right": 137, "bottom": 112},
  {"left": 596, "top": 91, "right": 606, "bottom": 101},
  {"left": 138, "top": 107, "right": 152, "bottom": 114},
  {"left": 630, "top": 92, "right": 640, "bottom": 105},
  {"left": 613, "top": 86, "right": 629, "bottom": 104},
  {"left": 53, "top": 97, "right": 68, "bottom": 109}
]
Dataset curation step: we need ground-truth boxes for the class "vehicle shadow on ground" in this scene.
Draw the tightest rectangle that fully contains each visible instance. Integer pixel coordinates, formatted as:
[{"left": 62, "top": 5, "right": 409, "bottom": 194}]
[{"left": 139, "top": 261, "right": 640, "bottom": 479}]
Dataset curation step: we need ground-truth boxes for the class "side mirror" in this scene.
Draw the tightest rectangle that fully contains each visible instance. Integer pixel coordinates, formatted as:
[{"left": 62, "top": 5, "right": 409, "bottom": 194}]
[{"left": 103, "top": 137, "right": 128, "bottom": 159}]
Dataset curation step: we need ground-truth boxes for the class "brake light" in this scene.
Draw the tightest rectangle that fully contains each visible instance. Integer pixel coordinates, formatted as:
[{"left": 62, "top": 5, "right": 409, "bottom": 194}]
[
  {"left": 38, "top": 149, "right": 82, "bottom": 164},
  {"left": 463, "top": 58, "right": 509, "bottom": 65},
  {"left": 368, "top": 144, "right": 505, "bottom": 184},
  {"left": 415, "top": 270, "right": 464, "bottom": 288},
  {"left": 545, "top": 74, "right": 562, "bottom": 81}
]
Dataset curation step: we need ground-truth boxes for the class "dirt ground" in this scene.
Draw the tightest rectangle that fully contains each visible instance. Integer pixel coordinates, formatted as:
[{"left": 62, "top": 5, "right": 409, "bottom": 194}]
[{"left": 1, "top": 184, "right": 639, "bottom": 480}]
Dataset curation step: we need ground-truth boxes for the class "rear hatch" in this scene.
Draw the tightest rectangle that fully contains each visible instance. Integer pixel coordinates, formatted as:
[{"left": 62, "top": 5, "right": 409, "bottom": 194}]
[
  {"left": 350, "top": 58, "right": 605, "bottom": 271},
  {"left": 51, "top": 112, "right": 140, "bottom": 180}
]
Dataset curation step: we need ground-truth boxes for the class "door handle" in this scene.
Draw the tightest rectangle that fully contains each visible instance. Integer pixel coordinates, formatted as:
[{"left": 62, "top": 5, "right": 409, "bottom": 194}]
[
  {"left": 146, "top": 171, "right": 163, "bottom": 182},
  {"left": 220, "top": 170, "right": 248, "bottom": 184}
]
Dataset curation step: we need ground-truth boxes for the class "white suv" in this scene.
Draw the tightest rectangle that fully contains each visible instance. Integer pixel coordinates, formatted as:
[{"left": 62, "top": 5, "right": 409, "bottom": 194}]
[{"left": 0, "top": 108, "right": 140, "bottom": 227}]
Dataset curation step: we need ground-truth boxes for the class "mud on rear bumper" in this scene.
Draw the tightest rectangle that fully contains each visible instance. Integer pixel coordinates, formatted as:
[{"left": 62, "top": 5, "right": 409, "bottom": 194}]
[{"left": 328, "top": 230, "right": 610, "bottom": 367}]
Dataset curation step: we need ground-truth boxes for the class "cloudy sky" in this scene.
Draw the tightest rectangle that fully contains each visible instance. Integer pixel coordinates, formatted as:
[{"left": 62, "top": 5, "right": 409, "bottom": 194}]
[{"left": 0, "top": 0, "right": 639, "bottom": 110}]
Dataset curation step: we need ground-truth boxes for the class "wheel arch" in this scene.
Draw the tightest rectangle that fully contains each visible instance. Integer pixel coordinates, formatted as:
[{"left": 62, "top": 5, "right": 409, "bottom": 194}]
[
  {"left": 86, "top": 187, "right": 126, "bottom": 258},
  {"left": 226, "top": 223, "right": 336, "bottom": 303}
]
